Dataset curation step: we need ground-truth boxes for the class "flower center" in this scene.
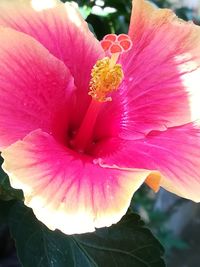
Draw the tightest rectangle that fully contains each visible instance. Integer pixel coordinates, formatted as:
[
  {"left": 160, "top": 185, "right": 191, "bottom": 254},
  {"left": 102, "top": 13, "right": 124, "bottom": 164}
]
[{"left": 71, "top": 34, "right": 132, "bottom": 153}]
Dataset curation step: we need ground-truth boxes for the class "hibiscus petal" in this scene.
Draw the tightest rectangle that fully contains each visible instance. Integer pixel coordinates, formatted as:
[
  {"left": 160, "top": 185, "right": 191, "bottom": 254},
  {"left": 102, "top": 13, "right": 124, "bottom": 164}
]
[
  {"left": 0, "top": 0, "right": 104, "bottom": 127},
  {"left": 95, "top": 0, "right": 200, "bottom": 140},
  {"left": 94, "top": 123, "right": 200, "bottom": 202},
  {"left": 2, "top": 129, "right": 151, "bottom": 235},
  {"left": 0, "top": 0, "right": 103, "bottom": 87},
  {"left": 0, "top": 27, "right": 74, "bottom": 149}
]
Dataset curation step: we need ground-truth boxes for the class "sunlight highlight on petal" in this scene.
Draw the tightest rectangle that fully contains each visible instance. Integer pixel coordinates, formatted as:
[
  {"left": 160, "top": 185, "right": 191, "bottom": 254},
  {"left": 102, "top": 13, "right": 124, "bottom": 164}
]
[
  {"left": 64, "top": 2, "right": 83, "bottom": 28},
  {"left": 31, "top": 0, "right": 58, "bottom": 11}
]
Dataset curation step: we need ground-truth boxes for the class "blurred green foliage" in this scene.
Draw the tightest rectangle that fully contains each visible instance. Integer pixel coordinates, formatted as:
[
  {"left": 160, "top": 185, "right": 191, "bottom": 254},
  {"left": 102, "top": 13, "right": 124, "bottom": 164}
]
[
  {"left": 132, "top": 186, "right": 189, "bottom": 255},
  {"left": 62, "top": 0, "right": 199, "bottom": 40}
]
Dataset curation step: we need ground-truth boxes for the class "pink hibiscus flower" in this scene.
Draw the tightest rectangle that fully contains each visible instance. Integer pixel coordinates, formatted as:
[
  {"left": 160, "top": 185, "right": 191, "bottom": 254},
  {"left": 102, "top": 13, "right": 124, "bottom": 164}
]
[{"left": 0, "top": 0, "right": 199, "bottom": 235}]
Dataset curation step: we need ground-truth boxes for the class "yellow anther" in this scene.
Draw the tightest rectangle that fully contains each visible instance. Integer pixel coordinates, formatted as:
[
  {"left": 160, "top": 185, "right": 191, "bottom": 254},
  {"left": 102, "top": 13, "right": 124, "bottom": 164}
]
[{"left": 89, "top": 57, "right": 124, "bottom": 102}]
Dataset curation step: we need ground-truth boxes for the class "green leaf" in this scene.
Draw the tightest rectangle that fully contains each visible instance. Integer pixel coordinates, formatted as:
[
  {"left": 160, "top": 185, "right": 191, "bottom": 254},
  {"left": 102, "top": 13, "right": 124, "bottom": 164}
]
[
  {"left": 9, "top": 201, "right": 165, "bottom": 267},
  {"left": 0, "top": 199, "right": 16, "bottom": 224},
  {"left": 0, "top": 157, "right": 23, "bottom": 201}
]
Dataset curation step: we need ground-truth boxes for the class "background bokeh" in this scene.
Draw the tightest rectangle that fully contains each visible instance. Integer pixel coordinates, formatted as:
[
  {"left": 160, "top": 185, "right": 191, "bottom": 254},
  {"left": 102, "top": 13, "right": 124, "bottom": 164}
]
[
  {"left": 0, "top": 0, "right": 200, "bottom": 266},
  {"left": 62, "top": 0, "right": 200, "bottom": 40}
]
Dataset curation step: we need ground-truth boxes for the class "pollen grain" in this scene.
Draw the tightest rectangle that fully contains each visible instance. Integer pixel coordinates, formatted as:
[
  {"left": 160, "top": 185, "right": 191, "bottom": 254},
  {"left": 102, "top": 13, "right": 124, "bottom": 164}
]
[{"left": 89, "top": 57, "right": 123, "bottom": 102}]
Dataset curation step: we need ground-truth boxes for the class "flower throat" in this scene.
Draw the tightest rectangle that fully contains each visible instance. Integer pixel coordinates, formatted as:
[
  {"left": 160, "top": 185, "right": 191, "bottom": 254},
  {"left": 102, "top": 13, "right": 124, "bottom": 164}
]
[{"left": 71, "top": 34, "right": 132, "bottom": 152}]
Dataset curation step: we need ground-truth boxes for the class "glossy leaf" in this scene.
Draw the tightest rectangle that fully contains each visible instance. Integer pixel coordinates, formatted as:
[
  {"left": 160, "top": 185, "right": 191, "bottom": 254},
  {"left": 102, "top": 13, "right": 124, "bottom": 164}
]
[
  {"left": 0, "top": 157, "right": 23, "bottom": 201},
  {"left": 9, "top": 202, "right": 165, "bottom": 267},
  {"left": 0, "top": 200, "right": 16, "bottom": 224}
]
